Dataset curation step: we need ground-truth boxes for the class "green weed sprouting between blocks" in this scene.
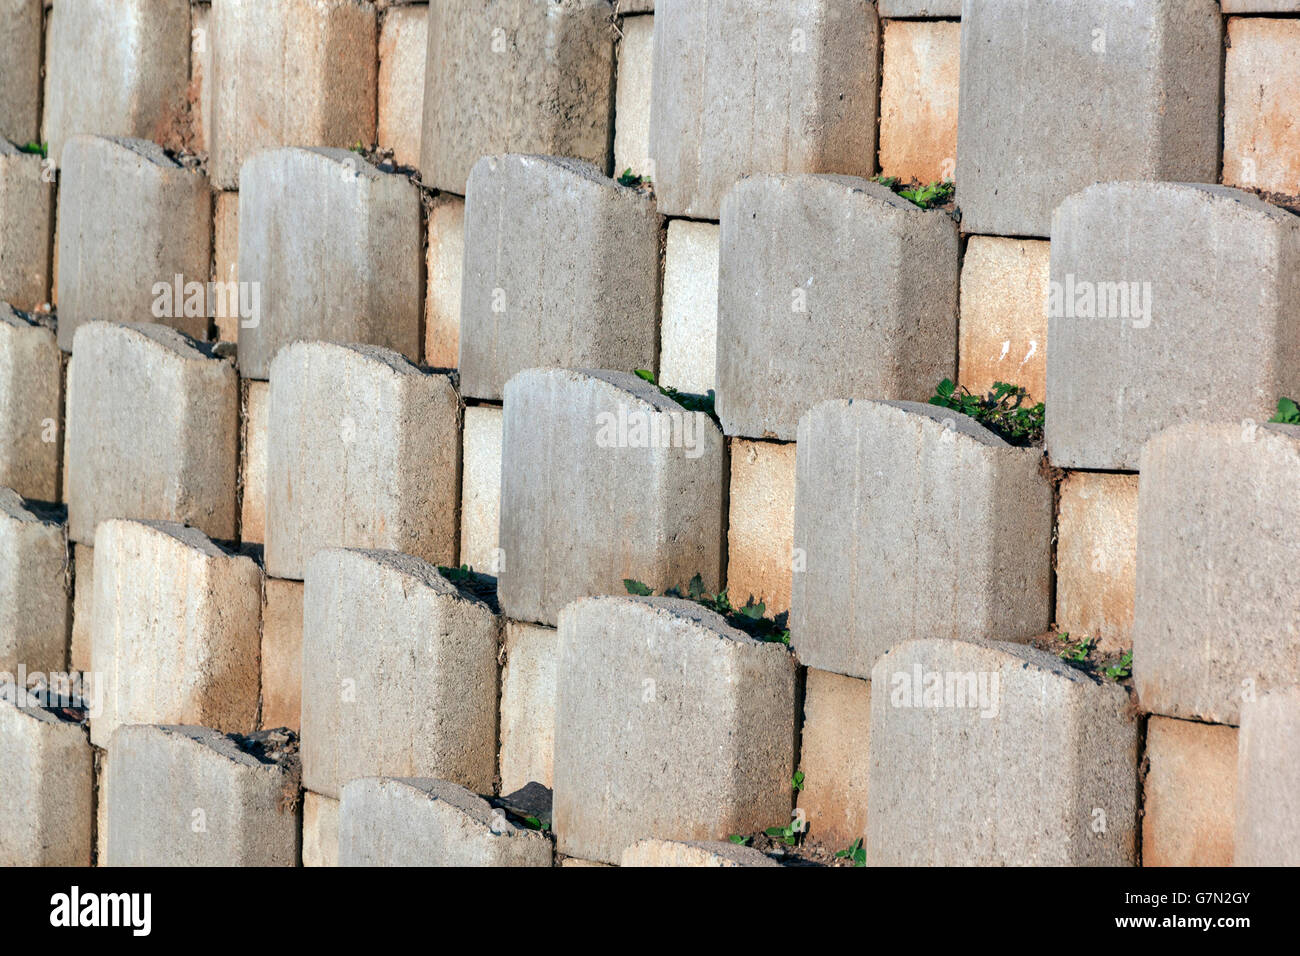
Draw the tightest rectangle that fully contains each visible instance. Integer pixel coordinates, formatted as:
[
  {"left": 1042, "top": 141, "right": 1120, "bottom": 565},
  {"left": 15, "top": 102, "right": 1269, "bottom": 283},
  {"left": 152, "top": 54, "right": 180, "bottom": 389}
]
[
  {"left": 633, "top": 368, "right": 716, "bottom": 418},
  {"left": 835, "top": 838, "right": 867, "bottom": 867},
  {"left": 617, "top": 168, "right": 651, "bottom": 189},
  {"left": 622, "top": 574, "right": 790, "bottom": 645},
  {"left": 928, "top": 378, "right": 1046, "bottom": 446},
  {"left": 1270, "top": 397, "right": 1300, "bottom": 425},
  {"left": 18, "top": 141, "right": 47, "bottom": 158},
  {"left": 871, "top": 176, "right": 954, "bottom": 209}
]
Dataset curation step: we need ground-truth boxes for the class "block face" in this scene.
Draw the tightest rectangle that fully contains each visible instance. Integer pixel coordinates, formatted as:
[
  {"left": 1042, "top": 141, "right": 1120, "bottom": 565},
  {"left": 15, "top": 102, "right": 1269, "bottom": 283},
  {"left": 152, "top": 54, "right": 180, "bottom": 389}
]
[
  {"left": 1235, "top": 690, "right": 1300, "bottom": 866},
  {"left": 650, "top": 0, "right": 880, "bottom": 220},
  {"left": 339, "top": 777, "right": 553, "bottom": 867},
  {"left": 499, "top": 369, "right": 725, "bottom": 627},
  {"left": 378, "top": 5, "right": 427, "bottom": 169},
  {"left": 867, "top": 639, "right": 1139, "bottom": 865},
  {"left": 43, "top": 0, "right": 193, "bottom": 167},
  {"left": 1047, "top": 183, "right": 1300, "bottom": 470},
  {"left": 956, "top": 0, "right": 1221, "bottom": 237},
  {"left": 726, "top": 439, "right": 795, "bottom": 615},
  {"left": 0, "top": 144, "right": 54, "bottom": 311},
  {"left": 0, "top": 489, "right": 69, "bottom": 673},
  {"left": 261, "top": 578, "right": 303, "bottom": 732},
  {"left": 554, "top": 597, "right": 797, "bottom": 864},
  {"left": 424, "top": 196, "right": 465, "bottom": 369},
  {"left": 878, "top": 1, "right": 961, "bottom": 13},
  {"left": 1142, "top": 717, "right": 1236, "bottom": 867},
  {"left": 0, "top": 695, "right": 93, "bottom": 866},
  {"left": 658, "top": 220, "right": 719, "bottom": 396},
  {"left": 56, "top": 136, "right": 212, "bottom": 350},
  {"left": 0, "top": 307, "right": 61, "bottom": 500},
  {"left": 1055, "top": 472, "right": 1138, "bottom": 656},
  {"left": 1134, "top": 424, "right": 1300, "bottom": 726},
  {"left": 1223, "top": 1, "right": 1300, "bottom": 9},
  {"left": 717, "top": 175, "right": 958, "bottom": 441},
  {"left": 69, "top": 544, "right": 92, "bottom": 672},
  {"left": 212, "top": 191, "right": 240, "bottom": 343},
  {"left": 66, "top": 323, "right": 239, "bottom": 546},
  {"left": 90, "top": 521, "right": 262, "bottom": 749},
  {"left": 460, "top": 155, "right": 660, "bottom": 401},
  {"left": 239, "top": 380, "right": 268, "bottom": 545},
  {"left": 460, "top": 405, "right": 503, "bottom": 574},
  {"left": 614, "top": 13, "right": 655, "bottom": 181},
  {"left": 878, "top": 20, "right": 959, "bottom": 185},
  {"left": 796, "top": 669, "right": 870, "bottom": 848},
  {"left": 499, "top": 622, "right": 558, "bottom": 793},
  {"left": 105, "top": 725, "right": 299, "bottom": 866},
  {"left": 791, "top": 400, "right": 1052, "bottom": 679},
  {"left": 301, "top": 549, "right": 499, "bottom": 800},
  {"left": 957, "top": 236, "right": 1049, "bottom": 404},
  {"left": 420, "top": 0, "right": 616, "bottom": 194},
  {"left": 211, "top": 0, "right": 377, "bottom": 190},
  {"left": 265, "top": 343, "right": 460, "bottom": 580},
  {"left": 0, "top": 0, "right": 41, "bottom": 142},
  {"left": 622, "top": 839, "right": 780, "bottom": 867},
  {"left": 302, "top": 791, "right": 339, "bottom": 867},
  {"left": 1224, "top": 18, "right": 1300, "bottom": 198},
  {"left": 237, "top": 148, "right": 422, "bottom": 380}
]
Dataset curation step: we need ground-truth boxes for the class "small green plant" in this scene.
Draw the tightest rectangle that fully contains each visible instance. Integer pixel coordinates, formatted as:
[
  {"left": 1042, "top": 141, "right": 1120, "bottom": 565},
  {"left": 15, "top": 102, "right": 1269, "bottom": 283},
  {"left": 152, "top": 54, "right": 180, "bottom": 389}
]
[
  {"left": 765, "top": 821, "right": 801, "bottom": 847},
  {"left": 728, "top": 834, "right": 752, "bottom": 846},
  {"left": 623, "top": 575, "right": 791, "bottom": 645},
  {"left": 871, "top": 175, "right": 954, "bottom": 209},
  {"left": 1270, "top": 397, "right": 1300, "bottom": 425},
  {"left": 437, "top": 564, "right": 498, "bottom": 606},
  {"left": 522, "top": 815, "right": 550, "bottom": 833},
  {"left": 1104, "top": 650, "right": 1134, "bottom": 682},
  {"left": 18, "top": 141, "right": 46, "bottom": 158},
  {"left": 928, "top": 379, "right": 1045, "bottom": 446},
  {"left": 618, "top": 168, "right": 652, "bottom": 189},
  {"left": 835, "top": 838, "right": 866, "bottom": 867},
  {"left": 633, "top": 368, "right": 716, "bottom": 417},
  {"left": 791, "top": 771, "right": 805, "bottom": 793},
  {"left": 1058, "top": 632, "right": 1094, "bottom": 663}
]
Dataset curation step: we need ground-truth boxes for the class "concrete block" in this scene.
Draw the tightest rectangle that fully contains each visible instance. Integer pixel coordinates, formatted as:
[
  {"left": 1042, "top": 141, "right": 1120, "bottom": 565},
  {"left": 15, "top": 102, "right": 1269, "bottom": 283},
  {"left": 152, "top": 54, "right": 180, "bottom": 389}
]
[
  {"left": 239, "top": 380, "right": 267, "bottom": 545},
  {"left": 717, "top": 175, "right": 958, "bottom": 441},
  {"left": 1047, "top": 183, "right": 1300, "bottom": 470},
  {"left": 0, "top": 694, "right": 93, "bottom": 866},
  {"left": 460, "top": 155, "right": 660, "bottom": 401},
  {"left": 69, "top": 544, "right": 91, "bottom": 672},
  {"left": 878, "top": 20, "right": 959, "bottom": 185},
  {"left": 1142, "top": 717, "right": 1236, "bottom": 867},
  {"left": 1224, "top": 18, "right": 1300, "bottom": 198},
  {"left": 424, "top": 196, "right": 465, "bottom": 370},
  {"left": 879, "top": 1, "right": 961, "bottom": 14},
  {"left": 56, "top": 136, "right": 212, "bottom": 350},
  {"left": 303, "top": 791, "right": 339, "bottom": 867},
  {"left": 301, "top": 549, "right": 499, "bottom": 800},
  {"left": 105, "top": 724, "right": 299, "bottom": 866},
  {"left": 42, "top": 0, "right": 192, "bottom": 167},
  {"left": 0, "top": 0, "right": 41, "bottom": 142},
  {"left": 956, "top": 0, "right": 1221, "bottom": 237},
  {"left": 554, "top": 596, "right": 797, "bottom": 865},
  {"left": 237, "top": 147, "right": 422, "bottom": 380},
  {"left": 460, "top": 405, "right": 503, "bottom": 574},
  {"left": 658, "top": 220, "right": 719, "bottom": 396},
  {"left": 500, "top": 621, "right": 558, "bottom": 793},
  {"left": 1055, "top": 472, "right": 1139, "bottom": 656},
  {"left": 420, "top": 0, "right": 616, "bottom": 194},
  {"left": 212, "top": 191, "right": 239, "bottom": 343},
  {"left": 957, "top": 236, "right": 1049, "bottom": 404},
  {"left": 726, "top": 439, "right": 795, "bottom": 615},
  {"left": 650, "top": 0, "right": 880, "bottom": 219},
  {"left": 0, "top": 306, "right": 60, "bottom": 500},
  {"left": 618, "top": 0, "right": 654, "bottom": 11},
  {"left": 0, "top": 489, "right": 68, "bottom": 673},
  {"left": 867, "top": 638, "right": 1139, "bottom": 865},
  {"left": 796, "top": 669, "right": 870, "bottom": 848},
  {"left": 622, "top": 839, "right": 780, "bottom": 867},
  {"left": 791, "top": 400, "right": 1052, "bottom": 679},
  {"left": 261, "top": 579, "right": 303, "bottom": 733},
  {"left": 614, "top": 13, "right": 655, "bottom": 181},
  {"left": 1222, "top": 0, "right": 1300, "bottom": 9},
  {"left": 378, "top": 4, "right": 426, "bottom": 169},
  {"left": 1235, "top": 689, "right": 1300, "bottom": 866},
  {"left": 66, "top": 322, "right": 238, "bottom": 546},
  {"left": 265, "top": 343, "right": 460, "bottom": 580},
  {"left": 192, "top": 2, "right": 211, "bottom": 154},
  {"left": 499, "top": 369, "right": 725, "bottom": 627},
  {"left": 90, "top": 520, "right": 262, "bottom": 749},
  {"left": 1134, "top": 423, "right": 1300, "bottom": 726},
  {"left": 211, "top": 0, "right": 377, "bottom": 190},
  {"left": 0, "top": 142, "right": 54, "bottom": 311}
]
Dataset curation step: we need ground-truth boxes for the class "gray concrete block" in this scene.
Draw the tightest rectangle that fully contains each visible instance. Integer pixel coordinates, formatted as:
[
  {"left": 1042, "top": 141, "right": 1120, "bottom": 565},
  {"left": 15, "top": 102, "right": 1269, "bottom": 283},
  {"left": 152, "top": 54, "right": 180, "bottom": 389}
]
[
  {"left": 420, "top": 0, "right": 616, "bottom": 195},
  {"left": 56, "top": 136, "right": 211, "bottom": 350},
  {"left": 1235, "top": 690, "right": 1300, "bottom": 866},
  {"left": 265, "top": 343, "right": 460, "bottom": 580},
  {"left": 553, "top": 596, "right": 797, "bottom": 864},
  {"left": 650, "top": 0, "right": 880, "bottom": 219},
  {"left": 237, "top": 148, "right": 422, "bottom": 380},
  {"left": 867, "top": 638, "right": 1139, "bottom": 865},
  {"left": 0, "top": 693, "right": 93, "bottom": 866},
  {"left": 105, "top": 724, "right": 299, "bottom": 866},
  {"left": 459, "top": 155, "right": 660, "bottom": 401},
  {"left": 90, "top": 520, "right": 262, "bottom": 749},
  {"left": 717, "top": 175, "right": 958, "bottom": 441},
  {"left": 791, "top": 400, "right": 1052, "bottom": 679},
  {"left": 339, "top": 777, "right": 553, "bottom": 867},
  {"left": 0, "top": 489, "right": 68, "bottom": 673},
  {"left": 956, "top": 0, "right": 1221, "bottom": 237},
  {"left": 0, "top": 306, "right": 60, "bottom": 501},
  {"left": 878, "top": 1, "right": 961, "bottom": 14},
  {"left": 65, "top": 323, "right": 238, "bottom": 546},
  {"left": 0, "top": 142, "right": 54, "bottom": 311},
  {"left": 42, "top": 0, "right": 192, "bottom": 167},
  {"left": 1134, "top": 423, "right": 1300, "bottom": 726},
  {"left": 1046, "top": 183, "right": 1300, "bottom": 470},
  {"left": 301, "top": 549, "right": 499, "bottom": 800},
  {"left": 499, "top": 369, "right": 725, "bottom": 627},
  {"left": 0, "top": 0, "right": 42, "bottom": 143},
  {"left": 211, "top": 0, "right": 377, "bottom": 190},
  {"left": 622, "top": 839, "right": 781, "bottom": 867}
]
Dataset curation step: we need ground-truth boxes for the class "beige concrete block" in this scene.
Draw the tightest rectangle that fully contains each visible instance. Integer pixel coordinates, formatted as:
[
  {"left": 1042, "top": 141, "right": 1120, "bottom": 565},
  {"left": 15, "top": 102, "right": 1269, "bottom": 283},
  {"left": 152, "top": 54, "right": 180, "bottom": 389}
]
[
  {"left": 622, "top": 839, "right": 780, "bottom": 867},
  {"left": 1056, "top": 472, "right": 1139, "bottom": 656},
  {"left": 1224, "top": 18, "right": 1300, "bottom": 197},
  {"left": 0, "top": 306, "right": 61, "bottom": 501},
  {"left": 796, "top": 669, "right": 870, "bottom": 849},
  {"left": 460, "top": 405, "right": 503, "bottom": 574},
  {"left": 1235, "top": 689, "right": 1300, "bottom": 865},
  {"left": 614, "top": 13, "right": 655, "bottom": 182},
  {"left": 303, "top": 791, "right": 339, "bottom": 868},
  {"left": 378, "top": 4, "right": 427, "bottom": 169},
  {"left": 240, "top": 380, "right": 267, "bottom": 545},
  {"left": 879, "top": 19, "right": 960, "bottom": 185},
  {"left": 0, "top": 143, "right": 54, "bottom": 312},
  {"left": 726, "top": 439, "right": 795, "bottom": 616},
  {"left": 70, "top": 544, "right": 92, "bottom": 673},
  {"left": 424, "top": 195, "right": 465, "bottom": 369},
  {"left": 261, "top": 578, "right": 303, "bottom": 733},
  {"left": 192, "top": 2, "right": 212, "bottom": 153},
  {"left": 659, "top": 220, "right": 718, "bottom": 396},
  {"left": 500, "top": 621, "right": 558, "bottom": 793},
  {"left": 213, "top": 191, "right": 240, "bottom": 343},
  {"left": 0, "top": 0, "right": 42, "bottom": 143},
  {"left": 1142, "top": 716, "right": 1236, "bottom": 867},
  {"left": 0, "top": 489, "right": 69, "bottom": 673}
]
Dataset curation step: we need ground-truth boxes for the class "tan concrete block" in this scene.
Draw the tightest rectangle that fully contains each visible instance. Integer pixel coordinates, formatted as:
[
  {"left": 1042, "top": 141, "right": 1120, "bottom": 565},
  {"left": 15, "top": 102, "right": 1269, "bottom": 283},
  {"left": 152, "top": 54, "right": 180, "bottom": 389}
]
[
  {"left": 0, "top": 0, "right": 42, "bottom": 143},
  {"left": 726, "top": 439, "right": 795, "bottom": 615},
  {"left": 1224, "top": 18, "right": 1300, "bottom": 197},
  {"left": 261, "top": 578, "right": 303, "bottom": 732},
  {"left": 1142, "top": 716, "right": 1236, "bottom": 867},
  {"left": 659, "top": 220, "right": 719, "bottom": 396},
  {"left": 1056, "top": 472, "right": 1139, "bottom": 655},
  {"left": 460, "top": 405, "right": 503, "bottom": 574},
  {"left": 879, "top": 19, "right": 960, "bottom": 185},
  {"left": 213, "top": 191, "right": 240, "bottom": 344},
  {"left": 500, "top": 621, "right": 557, "bottom": 793},
  {"left": 796, "top": 669, "right": 870, "bottom": 848},
  {"left": 957, "top": 236, "right": 1049, "bottom": 404},
  {"left": 70, "top": 544, "right": 92, "bottom": 673},
  {"left": 614, "top": 13, "right": 655, "bottom": 182},
  {"left": 0, "top": 489, "right": 69, "bottom": 673},
  {"left": 303, "top": 791, "right": 339, "bottom": 868},
  {"left": 378, "top": 4, "right": 427, "bottom": 169},
  {"left": 424, "top": 195, "right": 465, "bottom": 369},
  {"left": 622, "top": 839, "right": 780, "bottom": 867},
  {"left": 240, "top": 380, "right": 267, "bottom": 545},
  {"left": 1235, "top": 689, "right": 1300, "bottom": 865},
  {"left": 0, "top": 306, "right": 61, "bottom": 501},
  {"left": 0, "top": 143, "right": 54, "bottom": 312},
  {"left": 192, "top": 2, "right": 212, "bottom": 153}
]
